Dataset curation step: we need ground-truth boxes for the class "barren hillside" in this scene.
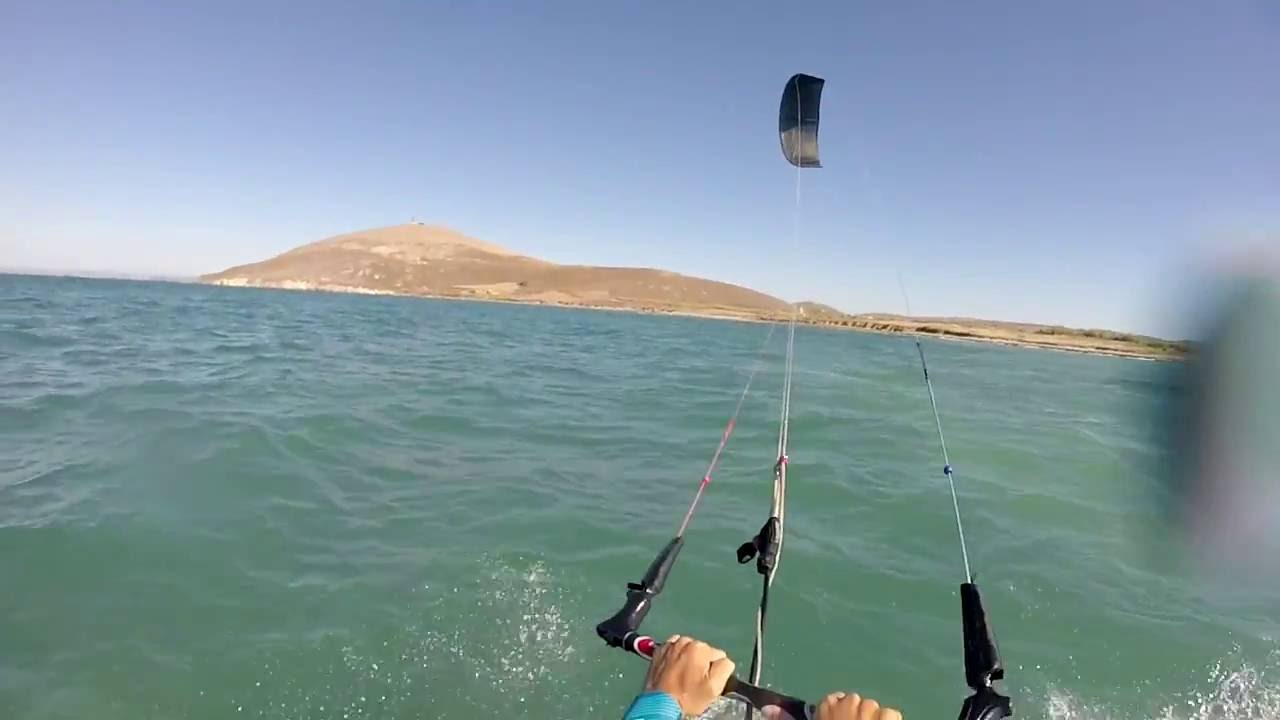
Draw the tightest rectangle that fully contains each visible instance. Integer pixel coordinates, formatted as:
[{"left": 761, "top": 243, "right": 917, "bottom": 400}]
[
  {"left": 203, "top": 223, "right": 1186, "bottom": 359},
  {"left": 203, "top": 224, "right": 791, "bottom": 317}
]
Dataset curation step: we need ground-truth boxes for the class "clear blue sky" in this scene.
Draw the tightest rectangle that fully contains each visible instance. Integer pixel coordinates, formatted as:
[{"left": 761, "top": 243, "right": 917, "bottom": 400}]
[{"left": 3, "top": 1, "right": 1277, "bottom": 335}]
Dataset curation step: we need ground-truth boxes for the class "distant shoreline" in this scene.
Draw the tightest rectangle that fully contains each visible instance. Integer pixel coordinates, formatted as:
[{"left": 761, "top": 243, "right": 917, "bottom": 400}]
[
  {"left": 190, "top": 223, "right": 1188, "bottom": 362},
  {"left": 4, "top": 271, "right": 1179, "bottom": 361},
  {"left": 197, "top": 278, "right": 1184, "bottom": 362}
]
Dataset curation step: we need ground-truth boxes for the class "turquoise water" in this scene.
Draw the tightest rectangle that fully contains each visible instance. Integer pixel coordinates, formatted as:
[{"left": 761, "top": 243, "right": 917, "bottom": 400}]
[{"left": 1, "top": 274, "right": 1276, "bottom": 720}]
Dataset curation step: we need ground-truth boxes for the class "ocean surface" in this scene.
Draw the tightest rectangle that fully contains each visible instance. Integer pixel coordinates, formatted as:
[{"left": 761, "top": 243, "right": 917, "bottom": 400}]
[{"left": 1, "top": 274, "right": 1276, "bottom": 720}]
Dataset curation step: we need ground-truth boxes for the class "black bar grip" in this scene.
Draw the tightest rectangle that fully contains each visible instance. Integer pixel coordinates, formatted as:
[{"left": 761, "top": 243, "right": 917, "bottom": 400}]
[
  {"left": 597, "top": 593, "right": 651, "bottom": 648},
  {"left": 640, "top": 536, "right": 684, "bottom": 593},
  {"left": 960, "top": 582, "right": 1003, "bottom": 690},
  {"left": 724, "top": 675, "right": 814, "bottom": 720},
  {"left": 596, "top": 537, "right": 684, "bottom": 647},
  {"left": 958, "top": 582, "right": 1013, "bottom": 720},
  {"left": 626, "top": 636, "right": 815, "bottom": 720},
  {"left": 958, "top": 687, "right": 1013, "bottom": 720}
]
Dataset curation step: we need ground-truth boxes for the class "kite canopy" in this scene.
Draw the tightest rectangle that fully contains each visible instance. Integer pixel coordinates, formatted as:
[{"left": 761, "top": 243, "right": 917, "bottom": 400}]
[{"left": 779, "top": 73, "right": 824, "bottom": 168}]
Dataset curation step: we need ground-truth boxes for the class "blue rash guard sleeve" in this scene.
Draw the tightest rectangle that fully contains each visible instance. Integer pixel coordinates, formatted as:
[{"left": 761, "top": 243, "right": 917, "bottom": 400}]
[{"left": 623, "top": 690, "right": 683, "bottom": 720}]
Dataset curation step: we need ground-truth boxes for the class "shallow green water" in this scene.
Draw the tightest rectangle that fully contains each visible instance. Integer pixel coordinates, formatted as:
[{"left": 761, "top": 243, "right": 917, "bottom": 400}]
[{"left": 1, "top": 274, "right": 1275, "bottom": 720}]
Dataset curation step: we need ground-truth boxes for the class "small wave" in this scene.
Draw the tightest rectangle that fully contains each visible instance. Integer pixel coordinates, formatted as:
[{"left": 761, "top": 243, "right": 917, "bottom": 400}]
[
  {"left": 1044, "top": 654, "right": 1280, "bottom": 720},
  {"left": 205, "top": 556, "right": 601, "bottom": 719}
]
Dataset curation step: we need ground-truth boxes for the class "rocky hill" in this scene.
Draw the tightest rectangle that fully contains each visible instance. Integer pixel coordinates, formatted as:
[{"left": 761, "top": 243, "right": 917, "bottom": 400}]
[
  {"left": 203, "top": 223, "right": 1186, "bottom": 359},
  {"left": 203, "top": 224, "right": 790, "bottom": 318}
]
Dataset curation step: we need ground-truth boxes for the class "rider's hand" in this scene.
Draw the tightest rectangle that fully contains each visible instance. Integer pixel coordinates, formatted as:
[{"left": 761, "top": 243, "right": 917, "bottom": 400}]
[
  {"left": 813, "top": 692, "right": 903, "bottom": 720},
  {"left": 644, "top": 635, "right": 736, "bottom": 716}
]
